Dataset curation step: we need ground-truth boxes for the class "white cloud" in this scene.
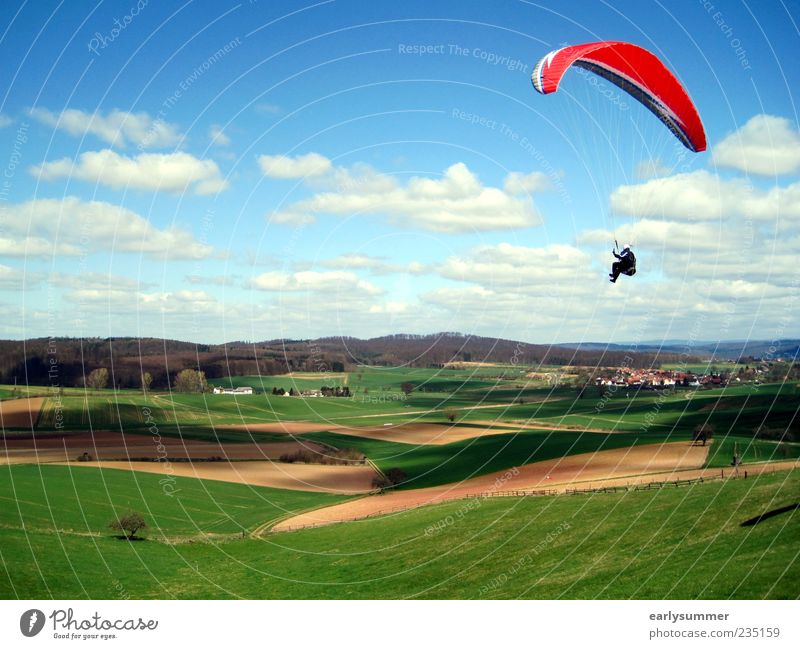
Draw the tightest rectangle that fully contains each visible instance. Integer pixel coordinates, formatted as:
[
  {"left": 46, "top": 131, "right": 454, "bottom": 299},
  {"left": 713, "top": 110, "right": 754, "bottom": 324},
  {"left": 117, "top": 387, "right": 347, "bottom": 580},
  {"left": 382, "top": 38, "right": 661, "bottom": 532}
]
[
  {"left": 368, "top": 301, "right": 411, "bottom": 315},
  {"left": 0, "top": 197, "right": 214, "bottom": 259},
  {"left": 437, "top": 242, "right": 595, "bottom": 289},
  {"left": 32, "top": 149, "right": 230, "bottom": 195},
  {"left": 0, "top": 236, "right": 82, "bottom": 257},
  {"left": 64, "top": 287, "right": 227, "bottom": 318},
  {"left": 250, "top": 270, "right": 382, "bottom": 295},
  {"left": 0, "top": 114, "right": 12, "bottom": 129},
  {"left": 29, "top": 107, "right": 182, "bottom": 148},
  {"left": 268, "top": 162, "right": 543, "bottom": 233},
  {"left": 269, "top": 211, "right": 316, "bottom": 226},
  {"left": 47, "top": 272, "right": 148, "bottom": 291},
  {"left": 610, "top": 170, "right": 800, "bottom": 222},
  {"left": 138, "top": 289, "right": 220, "bottom": 313},
  {"left": 712, "top": 114, "right": 800, "bottom": 176},
  {"left": 0, "top": 264, "right": 39, "bottom": 289},
  {"left": 258, "top": 153, "right": 332, "bottom": 178},
  {"left": 185, "top": 274, "right": 236, "bottom": 286},
  {"left": 503, "top": 171, "right": 551, "bottom": 194},
  {"left": 633, "top": 159, "right": 672, "bottom": 179},
  {"left": 323, "top": 253, "right": 427, "bottom": 275},
  {"left": 209, "top": 124, "right": 231, "bottom": 147},
  {"left": 578, "top": 220, "right": 724, "bottom": 252}
]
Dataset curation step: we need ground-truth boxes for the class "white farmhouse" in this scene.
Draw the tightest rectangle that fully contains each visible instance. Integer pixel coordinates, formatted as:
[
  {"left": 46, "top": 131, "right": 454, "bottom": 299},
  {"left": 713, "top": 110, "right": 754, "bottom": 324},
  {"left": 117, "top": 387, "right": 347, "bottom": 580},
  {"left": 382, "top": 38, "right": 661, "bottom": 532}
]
[{"left": 212, "top": 386, "right": 254, "bottom": 395}]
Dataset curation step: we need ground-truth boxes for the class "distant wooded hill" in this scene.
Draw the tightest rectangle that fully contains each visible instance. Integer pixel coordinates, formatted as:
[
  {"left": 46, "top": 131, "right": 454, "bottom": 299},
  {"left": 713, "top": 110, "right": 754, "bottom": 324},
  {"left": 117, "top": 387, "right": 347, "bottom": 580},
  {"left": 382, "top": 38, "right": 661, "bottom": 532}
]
[{"left": 1, "top": 332, "right": 783, "bottom": 389}]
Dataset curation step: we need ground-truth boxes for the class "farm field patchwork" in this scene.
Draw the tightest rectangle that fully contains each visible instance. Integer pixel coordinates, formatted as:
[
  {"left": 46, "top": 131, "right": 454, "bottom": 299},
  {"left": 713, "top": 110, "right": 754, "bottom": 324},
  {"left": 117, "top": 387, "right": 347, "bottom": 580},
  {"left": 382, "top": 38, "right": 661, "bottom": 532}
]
[{"left": 2, "top": 374, "right": 798, "bottom": 600}]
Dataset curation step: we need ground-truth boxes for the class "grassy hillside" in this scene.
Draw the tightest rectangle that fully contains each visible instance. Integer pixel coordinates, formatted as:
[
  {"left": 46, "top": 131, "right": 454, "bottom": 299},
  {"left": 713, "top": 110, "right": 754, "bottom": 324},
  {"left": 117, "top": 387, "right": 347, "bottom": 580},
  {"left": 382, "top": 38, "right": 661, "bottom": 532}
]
[
  {"left": 1, "top": 465, "right": 796, "bottom": 599},
  {"left": 705, "top": 435, "right": 800, "bottom": 467},
  {"left": 302, "top": 429, "right": 686, "bottom": 489},
  {"left": 0, "top": 464, "right": 349, "bottom": 539}
]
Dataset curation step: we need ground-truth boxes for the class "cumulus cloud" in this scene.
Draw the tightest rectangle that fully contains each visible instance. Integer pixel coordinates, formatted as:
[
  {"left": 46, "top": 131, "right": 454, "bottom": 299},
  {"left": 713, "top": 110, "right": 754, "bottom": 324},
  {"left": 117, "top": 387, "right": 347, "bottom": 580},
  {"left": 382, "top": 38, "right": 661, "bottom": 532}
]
[
  {"left": 32, "top": 149, "right": 230, "bottom": 195},
  {"left": 249, "top": 270, "right": 381, "bottom": 295},
  {"left": 209, "top": 124, "right": 231, "bottom": 147},
  {"left": 503, "top": 171, "right": 551, "bottom": 194},
  {"left": 610, "top": 170, "right": 800, "bottom": 222},
  {"left": 266, "top": 161, "right": 544, "bottom": 233},
  {"left": 0, "top": 236, "right": 82, "bottom": 257},
  {"left": 712, "top": 114, "right": 800, "bottom": 176},
  {"left": 578, "top": 219, "right": 724, "bottom": 252},
  {"left": 185, "top": 274, "right": 236, "bottom": 286},
  {"left": 437, "top": 242, "right": 594, "bottom": 289},
  {"left": 0, "top": 197, "right": 214, "bottom": 259},
  {"left": 29, "top": 107, "right": 182, "bottom": 148},
  {"left": 368, "top": 301, "right": 411, "bottom": 315},
  {"left": 47, "top": 271, "right": 148, "bottom": 291},
  {"left": 633, "top": 159, "right": 672, "bottom": 180},
  {"left": 62, "top": 287, "right": 227, "bottom": 318},
  {"left": 269, "top": 211, "right": 316, "bottom": 226},
  {"left": 0, "top": 264, "right": 38, "bottom": 289},
  {"left": 258, "top": 153, "right": 332, "bottom": 178},
  {"left": 322, "top": 253, "right": 427, "bottom": 275}
]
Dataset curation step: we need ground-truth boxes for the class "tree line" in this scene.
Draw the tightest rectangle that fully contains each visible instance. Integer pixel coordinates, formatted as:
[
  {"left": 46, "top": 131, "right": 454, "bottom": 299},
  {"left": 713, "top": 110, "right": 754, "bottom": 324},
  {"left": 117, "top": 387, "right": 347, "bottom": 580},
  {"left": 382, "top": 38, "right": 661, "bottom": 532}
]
[{"left": 0, "top": 334, "right": 707, "bottom": 389}]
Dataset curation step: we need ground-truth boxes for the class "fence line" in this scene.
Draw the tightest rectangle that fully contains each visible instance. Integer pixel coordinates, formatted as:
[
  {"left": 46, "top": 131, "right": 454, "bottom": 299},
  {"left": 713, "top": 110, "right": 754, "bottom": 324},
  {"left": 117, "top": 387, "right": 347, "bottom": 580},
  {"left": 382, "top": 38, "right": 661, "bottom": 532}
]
[
  {"left": 468, "top": 465, "right": 789, "bottom": 499},
  {"left": 272, "top": 463, "right": 795, "bottom": 532}
]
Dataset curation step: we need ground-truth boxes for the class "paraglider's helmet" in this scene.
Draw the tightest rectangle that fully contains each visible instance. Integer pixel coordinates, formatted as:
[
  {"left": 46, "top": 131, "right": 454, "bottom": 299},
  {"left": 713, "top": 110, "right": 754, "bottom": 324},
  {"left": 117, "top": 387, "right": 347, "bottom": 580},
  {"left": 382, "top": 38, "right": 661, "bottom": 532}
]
[{"left": 623, "top": 244, "right": 630, "bottom": 250}]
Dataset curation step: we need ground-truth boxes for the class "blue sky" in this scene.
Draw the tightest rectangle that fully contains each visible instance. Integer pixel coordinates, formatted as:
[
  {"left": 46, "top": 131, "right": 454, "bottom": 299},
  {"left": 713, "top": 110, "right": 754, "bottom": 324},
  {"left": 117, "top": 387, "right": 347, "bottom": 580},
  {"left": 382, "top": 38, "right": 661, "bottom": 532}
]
[{"left": 0, "top": 0, "right": 798, "bottom": 344}]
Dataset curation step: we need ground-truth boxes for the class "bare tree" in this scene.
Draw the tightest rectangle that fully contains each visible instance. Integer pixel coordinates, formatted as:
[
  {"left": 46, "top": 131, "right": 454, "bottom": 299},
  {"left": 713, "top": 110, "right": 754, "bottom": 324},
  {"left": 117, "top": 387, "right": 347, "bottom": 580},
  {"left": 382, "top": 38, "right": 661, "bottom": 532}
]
[
  {"left": 86, "top": 368, "right": 109, "bottom": 391},
  {"left": 400, "top": 382, "right": 414, "bottom": 396}
]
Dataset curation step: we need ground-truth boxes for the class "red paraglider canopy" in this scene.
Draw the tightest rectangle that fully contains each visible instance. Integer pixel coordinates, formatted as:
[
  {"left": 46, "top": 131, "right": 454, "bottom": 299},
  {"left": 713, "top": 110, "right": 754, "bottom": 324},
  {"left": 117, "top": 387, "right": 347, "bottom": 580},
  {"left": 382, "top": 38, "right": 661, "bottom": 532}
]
[{"left": 532, "top": 41, "right": 706, "bottom": 152}]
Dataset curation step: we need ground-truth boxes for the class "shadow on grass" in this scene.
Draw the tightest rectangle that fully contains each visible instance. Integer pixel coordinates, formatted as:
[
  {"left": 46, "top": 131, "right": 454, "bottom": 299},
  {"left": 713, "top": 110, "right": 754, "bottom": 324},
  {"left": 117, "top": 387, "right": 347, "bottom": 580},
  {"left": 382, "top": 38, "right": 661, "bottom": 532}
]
[{"left": 740, "top": 503, "right": 800, "bottom": 527}]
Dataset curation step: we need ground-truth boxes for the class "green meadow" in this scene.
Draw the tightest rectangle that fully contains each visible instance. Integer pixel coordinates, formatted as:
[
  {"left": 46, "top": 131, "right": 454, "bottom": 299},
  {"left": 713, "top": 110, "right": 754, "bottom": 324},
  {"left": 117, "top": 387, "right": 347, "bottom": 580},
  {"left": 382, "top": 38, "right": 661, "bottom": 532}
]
[
  {"left": 301, "top": 429, "right": 685, "bottom": 489},
  {"left": 5, "top": 376, "right": 797, "bottom": 483},
  {"left": 7, "top": 371, "right": 797, "bottom": 439},
  {"left": 0, "top": 464, "right": 796, "bottom": 599},
  {"left": 0, "top": 464, "right": 349, "bottom": 539}
]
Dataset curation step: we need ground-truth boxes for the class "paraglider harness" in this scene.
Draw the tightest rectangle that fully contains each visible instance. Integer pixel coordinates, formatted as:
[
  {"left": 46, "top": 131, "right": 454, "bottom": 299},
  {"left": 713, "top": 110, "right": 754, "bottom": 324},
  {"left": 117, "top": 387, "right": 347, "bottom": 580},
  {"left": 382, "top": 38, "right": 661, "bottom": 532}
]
[{"left": 614, "top": 240, "right": 636, "bottom": 276}]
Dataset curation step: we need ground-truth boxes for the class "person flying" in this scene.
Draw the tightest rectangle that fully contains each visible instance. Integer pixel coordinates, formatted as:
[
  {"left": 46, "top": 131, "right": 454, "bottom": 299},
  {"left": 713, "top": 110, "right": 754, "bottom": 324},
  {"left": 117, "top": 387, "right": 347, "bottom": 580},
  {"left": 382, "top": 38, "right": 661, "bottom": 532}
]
[{"left": 610, "top": 244, "right": 636, "bottom": 283}]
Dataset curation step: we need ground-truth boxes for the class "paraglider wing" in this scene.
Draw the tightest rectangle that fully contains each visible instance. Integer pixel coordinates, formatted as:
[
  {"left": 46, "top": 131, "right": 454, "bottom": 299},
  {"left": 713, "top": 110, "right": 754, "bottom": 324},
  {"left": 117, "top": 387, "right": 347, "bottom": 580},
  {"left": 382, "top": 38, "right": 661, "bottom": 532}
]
[{"left": 532, "top": 41, "right": 706, "bottom": 152}]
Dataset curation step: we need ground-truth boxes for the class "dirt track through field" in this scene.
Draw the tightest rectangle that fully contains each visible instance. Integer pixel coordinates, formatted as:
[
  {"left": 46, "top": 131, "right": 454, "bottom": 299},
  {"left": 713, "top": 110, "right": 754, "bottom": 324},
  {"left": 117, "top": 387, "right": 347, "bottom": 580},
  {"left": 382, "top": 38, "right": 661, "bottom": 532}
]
[
  {"left": 220, "top": 418, "right": 593, "bottom": 446},
  {"left": 0, "top": 398, "right": 45, "bottom": 429},
  {"left": 324, "top": 423, "right": 520, "bottom": 445},
  {"left": 1, "top": 430, "right": 325, "bottom": 465},
  {"left": 469, "top": 419, "right": 626, "bottom": 434},
  {"left": 272, "top": 441, "right": 727, "bottom": 531},
  {"left": 63, "top": 459, "right": 377, "bottom": 494}
]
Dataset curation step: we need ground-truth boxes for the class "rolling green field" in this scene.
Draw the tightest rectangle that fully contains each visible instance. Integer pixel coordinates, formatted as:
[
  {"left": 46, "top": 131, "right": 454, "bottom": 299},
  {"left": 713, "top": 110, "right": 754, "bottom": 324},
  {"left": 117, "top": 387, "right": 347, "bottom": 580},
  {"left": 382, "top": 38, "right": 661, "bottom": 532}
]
[
  {"left": 7, "top": 376, "right": 795, "bottom": 443},
  {"left": 2, "top": 371, "right": 798, "bottom": 599},
  {"left": 705, "top": 435, "right": 800, "bottom": 467},
  {"left": 7, "top": 371, "right": 798, "bottom": 439},
  {"left": 0, "top": 464, "right": 349, "bottom": 540},
  {"left": 6, "top": 376, "right": 798, "bottom": 490},
  {"left": 302, "top": 429, "right": 686, "bottom": 489},
  {"left": 1, "top": 464, "right": 796, "bottom": 599}
]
